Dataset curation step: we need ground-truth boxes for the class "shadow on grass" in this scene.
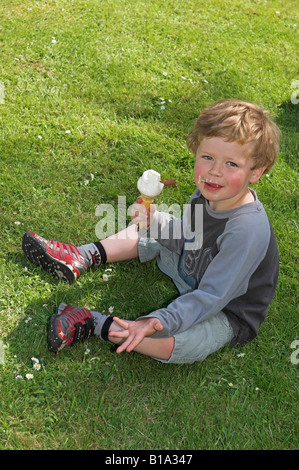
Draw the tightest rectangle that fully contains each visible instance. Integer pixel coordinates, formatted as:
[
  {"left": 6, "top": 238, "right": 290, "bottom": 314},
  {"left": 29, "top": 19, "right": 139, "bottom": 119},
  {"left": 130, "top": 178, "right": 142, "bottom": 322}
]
[{"left": 4, "top": 248, "right": 179, "bottom": 366}]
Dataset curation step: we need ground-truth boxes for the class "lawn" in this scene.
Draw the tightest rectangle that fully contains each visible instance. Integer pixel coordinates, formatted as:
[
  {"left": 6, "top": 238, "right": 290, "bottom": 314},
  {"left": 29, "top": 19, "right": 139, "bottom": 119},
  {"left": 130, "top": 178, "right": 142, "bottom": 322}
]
[{"left": 0, "top": 0, "right": 298, "bottom": 451}]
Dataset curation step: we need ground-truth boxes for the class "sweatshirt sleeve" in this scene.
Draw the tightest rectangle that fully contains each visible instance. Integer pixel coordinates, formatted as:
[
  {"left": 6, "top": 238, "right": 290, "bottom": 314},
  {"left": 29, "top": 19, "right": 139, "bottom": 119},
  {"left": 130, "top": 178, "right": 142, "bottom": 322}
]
[
  {"left": 146, "top": 210, "right": 185, "bottom": 254},
  {"left": 146, "top": 191, "right": 202, "bottom": 255},
  {"left": 136, "top": 209, "right": 271, "bottom": 338}
]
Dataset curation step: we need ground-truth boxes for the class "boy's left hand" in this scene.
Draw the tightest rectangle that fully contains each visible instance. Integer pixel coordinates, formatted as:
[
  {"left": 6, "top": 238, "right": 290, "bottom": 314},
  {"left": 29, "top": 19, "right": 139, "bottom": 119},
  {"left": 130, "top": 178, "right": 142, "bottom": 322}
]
[{"left": 110, "top": 317, "right": 163, "bottom": 353}]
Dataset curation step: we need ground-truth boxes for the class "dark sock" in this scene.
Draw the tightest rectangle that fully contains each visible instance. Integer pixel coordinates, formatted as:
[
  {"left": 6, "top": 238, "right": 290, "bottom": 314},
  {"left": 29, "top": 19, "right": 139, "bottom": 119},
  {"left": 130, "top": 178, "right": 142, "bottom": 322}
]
[
  {"left": 91, "top": 310, "right": 114, "bottom": 341},
  {"left": 77, "top": 241, "right": 107, "bottom": 268},
  {"left": 93, "top": 241, "right": 107, "bottom": 264}
]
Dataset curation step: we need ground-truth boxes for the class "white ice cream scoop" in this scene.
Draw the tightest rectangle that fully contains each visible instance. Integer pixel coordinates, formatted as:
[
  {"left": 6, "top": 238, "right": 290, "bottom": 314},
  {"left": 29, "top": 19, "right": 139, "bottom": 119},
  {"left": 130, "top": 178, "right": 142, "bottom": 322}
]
[{"left": 137, "top": 169, "right": 164, "bottom": 197}]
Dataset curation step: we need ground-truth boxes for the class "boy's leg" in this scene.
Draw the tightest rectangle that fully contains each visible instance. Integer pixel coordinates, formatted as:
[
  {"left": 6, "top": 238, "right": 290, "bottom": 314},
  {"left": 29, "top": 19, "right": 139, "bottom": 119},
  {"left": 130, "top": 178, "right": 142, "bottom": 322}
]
[
  {"left": 48, "top": 302, "right": 174, "bottom": 361},
  {"left": 100, "top": 224, "right": 139, "bottom": 262},
  {"left": 22, "top": 224, "right": 139, "bottom": 283},
  {"left": 107, "top": 320, "right": 175, "bottom": 361}
]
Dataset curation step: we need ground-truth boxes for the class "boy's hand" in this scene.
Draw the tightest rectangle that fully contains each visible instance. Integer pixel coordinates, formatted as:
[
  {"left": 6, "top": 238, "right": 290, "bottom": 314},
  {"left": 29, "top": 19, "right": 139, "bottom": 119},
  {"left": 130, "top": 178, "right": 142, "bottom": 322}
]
[
  {"left": 130, "top": 196, "right": 156, "bottom": 228},
  {"left": 110, "top": 317, "right": 163, "bottom": 353}
]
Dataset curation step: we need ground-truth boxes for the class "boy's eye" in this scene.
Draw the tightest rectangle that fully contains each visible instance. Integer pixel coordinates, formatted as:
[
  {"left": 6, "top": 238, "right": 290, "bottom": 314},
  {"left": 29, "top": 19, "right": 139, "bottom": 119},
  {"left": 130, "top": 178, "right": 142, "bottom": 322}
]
[
  {"left": 227, "top": 161, "right": 238, "bottom": 167},
  {"left": 202, "top": 155, "right": 213, "bottom": 160}
]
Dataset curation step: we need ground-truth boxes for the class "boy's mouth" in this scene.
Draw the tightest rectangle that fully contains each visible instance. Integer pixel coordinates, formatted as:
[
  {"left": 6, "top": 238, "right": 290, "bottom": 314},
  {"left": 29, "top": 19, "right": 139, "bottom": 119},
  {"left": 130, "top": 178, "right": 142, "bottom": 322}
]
[
  {"left": 204, "top": 181, "right": 223, "bottom": 191},
  {"left": 199, "top": 178, "right": 223, "bottom": 191}
]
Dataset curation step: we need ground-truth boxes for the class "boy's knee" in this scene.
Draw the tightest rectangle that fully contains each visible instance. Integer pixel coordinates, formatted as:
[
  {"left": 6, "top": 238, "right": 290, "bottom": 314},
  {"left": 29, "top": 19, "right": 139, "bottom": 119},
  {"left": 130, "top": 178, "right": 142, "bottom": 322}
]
[{"left": 165, "top": 337, "right": 175, "bottom": 360}]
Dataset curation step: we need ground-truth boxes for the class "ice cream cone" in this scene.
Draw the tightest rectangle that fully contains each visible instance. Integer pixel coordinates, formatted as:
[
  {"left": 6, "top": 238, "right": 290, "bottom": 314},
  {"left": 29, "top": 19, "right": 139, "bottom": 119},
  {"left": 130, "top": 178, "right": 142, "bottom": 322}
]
[
  {"left": 136, "top": 170, "right": 176, "bottom": 229},
  {"left": 139, "top": 193, "right": 155, "bottom": 228},
  {"left": 137, "top": 170, "right": 164, "bottom": 229},
  {"left": 140, "top": 193, "right": 155, "bottom": 212}
]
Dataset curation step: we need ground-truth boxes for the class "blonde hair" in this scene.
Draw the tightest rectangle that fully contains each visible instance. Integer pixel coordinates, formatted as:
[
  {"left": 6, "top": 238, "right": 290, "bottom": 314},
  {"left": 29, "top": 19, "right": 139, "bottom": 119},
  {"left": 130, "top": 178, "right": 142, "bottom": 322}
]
[{"left": 187, "top": 99, "right": 280, "bottom": 172}]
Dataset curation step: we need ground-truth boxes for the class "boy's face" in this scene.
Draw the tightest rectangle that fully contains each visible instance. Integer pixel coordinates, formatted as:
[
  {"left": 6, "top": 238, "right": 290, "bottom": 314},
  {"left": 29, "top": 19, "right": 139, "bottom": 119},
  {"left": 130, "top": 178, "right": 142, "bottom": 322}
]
[{"left": 194, "top": 137, "right": 265, "bottom": 211}]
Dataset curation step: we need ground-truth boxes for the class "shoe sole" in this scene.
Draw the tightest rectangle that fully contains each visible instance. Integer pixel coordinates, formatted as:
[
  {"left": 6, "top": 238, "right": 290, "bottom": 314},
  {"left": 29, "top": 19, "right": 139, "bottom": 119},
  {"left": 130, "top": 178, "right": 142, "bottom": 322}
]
[
  {"left": 22, "top": 232, "right": 75, "bottom": 284},
  {"left": 48, "top": 304, "right": 66, "bottom": 352}
]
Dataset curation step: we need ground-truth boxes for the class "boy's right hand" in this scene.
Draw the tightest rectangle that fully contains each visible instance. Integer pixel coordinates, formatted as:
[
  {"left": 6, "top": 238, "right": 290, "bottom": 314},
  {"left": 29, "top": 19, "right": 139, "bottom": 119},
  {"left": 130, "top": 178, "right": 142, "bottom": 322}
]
[
  {"left": 110, "top": 316, "right": 163, "bottom": 353},
  {"left": 130, "top": 196, "right": 156, "bottom": 229}
]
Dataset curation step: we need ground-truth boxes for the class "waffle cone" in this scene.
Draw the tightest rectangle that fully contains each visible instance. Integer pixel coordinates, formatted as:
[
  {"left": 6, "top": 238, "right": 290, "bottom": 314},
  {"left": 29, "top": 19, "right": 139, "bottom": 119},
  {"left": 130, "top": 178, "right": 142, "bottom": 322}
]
[{"left": 140, "top": 194, "right": 155, "bottom": 212}]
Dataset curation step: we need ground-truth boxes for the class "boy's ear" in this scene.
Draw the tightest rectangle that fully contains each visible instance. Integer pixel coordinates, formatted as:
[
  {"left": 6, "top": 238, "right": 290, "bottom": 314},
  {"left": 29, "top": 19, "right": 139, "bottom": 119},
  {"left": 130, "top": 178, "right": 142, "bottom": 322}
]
[{"left": 249, "top": 166, "right": 267, "bottom": 183}]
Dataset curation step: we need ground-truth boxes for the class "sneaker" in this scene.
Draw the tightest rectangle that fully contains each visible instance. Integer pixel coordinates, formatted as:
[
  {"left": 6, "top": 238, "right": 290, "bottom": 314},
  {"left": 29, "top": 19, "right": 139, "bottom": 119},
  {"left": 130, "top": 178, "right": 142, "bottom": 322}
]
[
  {"left": 48, "top": 303, "right": 94, "bottom": 353},
  {"left": 22, "top": 230, "right": 89, "bottom": 283}
]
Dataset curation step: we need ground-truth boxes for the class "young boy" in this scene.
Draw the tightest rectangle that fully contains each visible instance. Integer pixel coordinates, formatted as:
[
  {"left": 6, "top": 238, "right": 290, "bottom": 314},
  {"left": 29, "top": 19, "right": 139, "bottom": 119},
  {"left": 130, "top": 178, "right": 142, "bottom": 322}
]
[{"left": 22, "top": 99, "right": 280, "bottom": 364}]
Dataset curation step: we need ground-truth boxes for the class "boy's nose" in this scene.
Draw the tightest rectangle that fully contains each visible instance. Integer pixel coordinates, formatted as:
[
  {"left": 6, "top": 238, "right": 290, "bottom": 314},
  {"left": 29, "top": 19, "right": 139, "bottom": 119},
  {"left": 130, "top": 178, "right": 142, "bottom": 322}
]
[{"left": 209, "top": 162, "right": 222, "bottom": 176}]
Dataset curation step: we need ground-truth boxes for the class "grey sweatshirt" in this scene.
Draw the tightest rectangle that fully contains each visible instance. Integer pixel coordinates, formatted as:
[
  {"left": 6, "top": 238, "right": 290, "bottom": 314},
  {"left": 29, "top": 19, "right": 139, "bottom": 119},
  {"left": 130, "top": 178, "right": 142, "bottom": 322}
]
[{"left": 137, "top": 188, "right": 279, "bottom": 346}]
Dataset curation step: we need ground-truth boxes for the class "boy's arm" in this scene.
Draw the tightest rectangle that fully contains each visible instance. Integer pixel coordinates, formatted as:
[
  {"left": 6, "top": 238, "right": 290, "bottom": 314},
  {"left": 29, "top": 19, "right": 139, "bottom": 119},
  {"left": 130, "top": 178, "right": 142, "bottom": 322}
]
[
  {"left": 136, "top": 214, "right": 272, "bottom": 338},
  {"left": 147, "top": 210, "right": 185, "bottom": 254},
  {"left": 130, "top": 198, "right": 185, "bottom": 254},
  {"left": 148, "top": 190, "right": 203, "bottom": 254},
  {"left": 132, "top": 190, "right": 201, "bottom": 255}
]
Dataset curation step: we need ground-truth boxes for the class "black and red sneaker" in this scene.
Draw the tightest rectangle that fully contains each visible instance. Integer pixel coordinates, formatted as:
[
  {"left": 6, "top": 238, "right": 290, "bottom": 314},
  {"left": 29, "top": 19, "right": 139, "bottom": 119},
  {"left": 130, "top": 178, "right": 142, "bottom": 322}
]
[
  {"left": 22, "top": 230, "right": 88, "bottom": 283},
  {"left": 48, "top": 303, "right": 94, "bottom": 353}
]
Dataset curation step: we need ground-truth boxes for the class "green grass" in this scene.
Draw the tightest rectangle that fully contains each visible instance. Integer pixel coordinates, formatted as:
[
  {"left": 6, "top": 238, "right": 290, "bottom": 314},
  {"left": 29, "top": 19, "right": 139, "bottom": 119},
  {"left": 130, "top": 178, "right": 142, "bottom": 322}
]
[{"left": 0, "top": 0, "right": 298, "bottom": 450}]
